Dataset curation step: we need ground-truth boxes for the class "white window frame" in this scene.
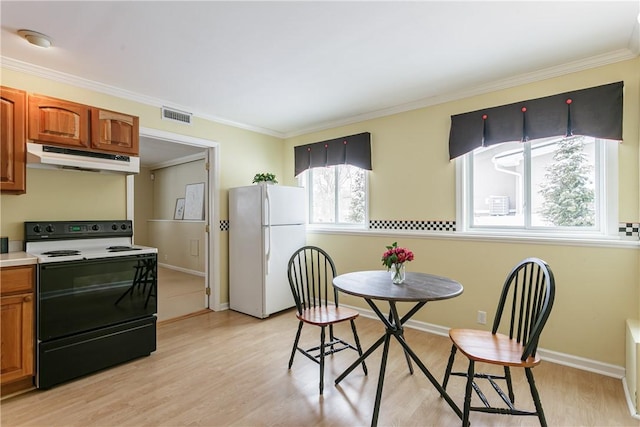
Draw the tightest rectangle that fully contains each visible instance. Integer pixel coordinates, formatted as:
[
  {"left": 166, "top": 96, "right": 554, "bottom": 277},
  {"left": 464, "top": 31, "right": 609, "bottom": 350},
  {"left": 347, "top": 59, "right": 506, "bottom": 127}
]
[
  {"left": 298, "top": 165, "right": 369, "bottom": 229},
  {"left": 456, "top": 138, "right": 618, "bottom": 239}
]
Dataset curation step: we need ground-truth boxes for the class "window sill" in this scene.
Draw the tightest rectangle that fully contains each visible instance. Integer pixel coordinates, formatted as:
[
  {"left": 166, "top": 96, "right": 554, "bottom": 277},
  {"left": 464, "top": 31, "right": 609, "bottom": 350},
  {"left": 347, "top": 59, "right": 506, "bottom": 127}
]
[
  {"left": 306, "top": 224, "right": 367, "bottom": 232},
  {"left": 307, "top": 227, "right": 639, "bottom": 249}
]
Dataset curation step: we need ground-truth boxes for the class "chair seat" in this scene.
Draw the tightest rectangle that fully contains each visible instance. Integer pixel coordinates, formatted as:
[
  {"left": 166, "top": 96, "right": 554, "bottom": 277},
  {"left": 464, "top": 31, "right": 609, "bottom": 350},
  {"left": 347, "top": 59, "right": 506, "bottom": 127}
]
[
  {"left": 449, "top": 328, "right": 541, "bottom": 367},
  {"left": 297, "top": 306, "right": 359, "bottom": 326}
]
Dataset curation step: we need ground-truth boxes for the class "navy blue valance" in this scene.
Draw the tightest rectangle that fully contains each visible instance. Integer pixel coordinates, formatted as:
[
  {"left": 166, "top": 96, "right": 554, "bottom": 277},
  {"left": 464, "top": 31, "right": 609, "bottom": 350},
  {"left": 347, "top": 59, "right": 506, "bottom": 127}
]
[
  {"left": 294, "top": 132, "right": 371, "bottom": 176},
  {"left": 449, "top": 81, "right": 624, "bottom": 160}
]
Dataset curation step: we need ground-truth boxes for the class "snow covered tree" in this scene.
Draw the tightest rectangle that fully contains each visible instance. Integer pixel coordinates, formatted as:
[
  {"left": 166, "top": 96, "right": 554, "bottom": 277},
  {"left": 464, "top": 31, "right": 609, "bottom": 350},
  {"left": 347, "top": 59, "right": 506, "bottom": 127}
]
[
  {"left": 346, "top": 167, "right": 365, "bottom": 223},
  {"left": 538, "top": 136, "right": 594, "bottom": 226}
]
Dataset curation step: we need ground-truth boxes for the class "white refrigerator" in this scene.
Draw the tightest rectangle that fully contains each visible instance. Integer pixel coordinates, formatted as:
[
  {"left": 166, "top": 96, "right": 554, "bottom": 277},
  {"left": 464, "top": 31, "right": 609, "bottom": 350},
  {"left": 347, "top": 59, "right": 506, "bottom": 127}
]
[{"left": 229, "top": 184, "right": 306, "bottom": 318}]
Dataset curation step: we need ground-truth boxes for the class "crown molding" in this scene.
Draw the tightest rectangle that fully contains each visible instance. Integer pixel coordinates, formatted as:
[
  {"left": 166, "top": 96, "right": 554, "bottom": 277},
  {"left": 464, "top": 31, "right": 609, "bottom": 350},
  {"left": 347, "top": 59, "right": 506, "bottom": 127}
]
[
  {"left": 0, "top": 56, "right": 285, "bottom": 139},
  {"left": 2, "top": 49, "right": 636, "bottom": 141},
  {"left": 283, "top": 48, "right": 638, "bottom": 138}
]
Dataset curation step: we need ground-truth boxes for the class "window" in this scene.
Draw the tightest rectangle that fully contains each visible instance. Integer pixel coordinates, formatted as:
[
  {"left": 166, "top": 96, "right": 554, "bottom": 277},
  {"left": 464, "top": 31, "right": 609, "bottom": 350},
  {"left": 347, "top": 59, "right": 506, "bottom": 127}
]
[
  {"left": 300, "top": 164, "right": 367, "bottom": 226},
  {"left": 457, "top": 135, "right": 618, "bottom": 236}
]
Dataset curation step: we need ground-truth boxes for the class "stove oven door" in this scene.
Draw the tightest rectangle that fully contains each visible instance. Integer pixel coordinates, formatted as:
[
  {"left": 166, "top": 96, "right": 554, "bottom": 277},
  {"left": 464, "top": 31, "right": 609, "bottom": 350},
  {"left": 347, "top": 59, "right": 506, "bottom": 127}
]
[
  {"left": 38, "top": 253, "right": 157, "bottom": 341},
  {"left": 36, "top": 253, "right": 157, "bottom": 389}
]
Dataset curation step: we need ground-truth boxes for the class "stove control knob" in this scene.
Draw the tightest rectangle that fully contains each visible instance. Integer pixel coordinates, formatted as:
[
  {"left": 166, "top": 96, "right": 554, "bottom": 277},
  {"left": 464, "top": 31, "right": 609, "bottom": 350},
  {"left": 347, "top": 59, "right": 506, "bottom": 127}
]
[
  {"left": 92, "top": 224, "right": 100, "bottom": 231},
  {"left": 33, "top": 225, "right": 42, "bottom": 233},
  {"left": 45, "top": 224, "right": 55, "bottom": 233},
  {"left": 121, "top": 224, "right": 127, "bottom": 230},
  {"left": 111, "top": 224, "right": 118, "bottom": 231}
]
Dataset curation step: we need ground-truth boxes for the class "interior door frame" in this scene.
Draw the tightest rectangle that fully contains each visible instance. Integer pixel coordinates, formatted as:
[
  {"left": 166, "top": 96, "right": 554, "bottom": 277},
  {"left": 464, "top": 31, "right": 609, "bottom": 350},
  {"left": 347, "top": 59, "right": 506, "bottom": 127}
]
[{"left": 126, "top": 127, "right": 221, "bottom": 311}]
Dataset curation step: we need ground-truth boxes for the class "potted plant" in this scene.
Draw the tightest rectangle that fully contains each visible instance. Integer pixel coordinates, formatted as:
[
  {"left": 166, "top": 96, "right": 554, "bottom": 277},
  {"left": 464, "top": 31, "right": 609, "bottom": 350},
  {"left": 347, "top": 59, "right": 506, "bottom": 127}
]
[{"left": 252, "top": 173, "right": 278, "bottom": 184}]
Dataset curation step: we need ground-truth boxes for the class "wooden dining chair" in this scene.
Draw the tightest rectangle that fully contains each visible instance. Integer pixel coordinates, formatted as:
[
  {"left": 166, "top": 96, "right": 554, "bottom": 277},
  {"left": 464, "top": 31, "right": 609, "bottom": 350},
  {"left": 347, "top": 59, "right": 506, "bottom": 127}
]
[
  {"left": 442, "top": 257, "right": 556, "bottom": 427},
  {"left": 287, "top": 246, "right": 367, "bottom": 395}
]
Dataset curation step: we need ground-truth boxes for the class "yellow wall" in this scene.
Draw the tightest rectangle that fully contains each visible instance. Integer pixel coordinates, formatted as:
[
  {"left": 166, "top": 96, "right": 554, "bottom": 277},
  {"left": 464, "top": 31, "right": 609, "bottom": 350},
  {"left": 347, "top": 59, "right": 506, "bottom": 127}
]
[
  {"left": 308, "top": 233, "right": 637, "bottom": 366},
  {"left": 147, "top": 220, "right": 206, "bottom": 273},
  {"left": 1, "top": 58, "right": 638, "bottom": 368},
  {"left": 0, "top": 168, "right": 126, "bottom": 228},
  {"left": 286, "top": 58, "right": 640, "bottom": 367},
  {"left": 134, "top": 166, "right": 154, "bottom": 245},
  {"left": 138, "top": 159, "right": 208, "bottom": 272},
  {"left": 151, "top": 159, "right": 207, "bottom": 221}
]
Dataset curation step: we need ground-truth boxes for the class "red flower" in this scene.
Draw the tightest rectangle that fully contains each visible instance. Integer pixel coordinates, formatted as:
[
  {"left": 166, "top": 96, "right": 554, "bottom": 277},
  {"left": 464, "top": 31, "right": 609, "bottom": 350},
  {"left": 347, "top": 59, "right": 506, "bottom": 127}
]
[{"left": 381, "top": 242, "right": 415, "bottom": 269}]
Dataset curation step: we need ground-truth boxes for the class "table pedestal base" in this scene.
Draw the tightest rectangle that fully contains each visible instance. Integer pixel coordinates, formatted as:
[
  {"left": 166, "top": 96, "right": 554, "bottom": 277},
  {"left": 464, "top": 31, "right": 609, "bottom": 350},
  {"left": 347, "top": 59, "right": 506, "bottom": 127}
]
[{"left": 335, "top": 300, "right": 463, "bottom": 427}]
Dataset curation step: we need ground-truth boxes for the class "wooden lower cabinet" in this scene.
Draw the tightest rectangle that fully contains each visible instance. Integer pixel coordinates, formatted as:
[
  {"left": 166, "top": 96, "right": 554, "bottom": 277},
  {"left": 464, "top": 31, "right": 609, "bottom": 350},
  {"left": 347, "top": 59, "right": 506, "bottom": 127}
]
[{"left": 0, "top": 265, "right": 35, "bottom": 395}]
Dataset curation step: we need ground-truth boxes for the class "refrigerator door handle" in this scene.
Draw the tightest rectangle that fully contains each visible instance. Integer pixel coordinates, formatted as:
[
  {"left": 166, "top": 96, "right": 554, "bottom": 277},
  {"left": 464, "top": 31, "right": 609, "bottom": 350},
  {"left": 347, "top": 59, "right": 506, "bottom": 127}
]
[
  {"left": 264, "top": 225, "right": 271, "bottom": 275},
  {"left": 265, "top": 187, "right": 271, "bottom": 274}
]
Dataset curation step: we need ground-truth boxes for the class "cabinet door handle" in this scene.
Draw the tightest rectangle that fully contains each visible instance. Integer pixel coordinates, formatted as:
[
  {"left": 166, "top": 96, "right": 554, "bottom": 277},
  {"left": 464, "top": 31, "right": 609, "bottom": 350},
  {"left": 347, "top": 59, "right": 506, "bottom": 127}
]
[{"left": 23, "top": 296, "right": 32, "bottom": 302}]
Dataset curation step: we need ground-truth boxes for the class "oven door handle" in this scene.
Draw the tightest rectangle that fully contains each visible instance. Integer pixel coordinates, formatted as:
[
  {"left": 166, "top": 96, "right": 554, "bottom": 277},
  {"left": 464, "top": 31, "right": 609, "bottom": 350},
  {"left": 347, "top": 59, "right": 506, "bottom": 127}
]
[{"left": 40, "top": 254, "right": 156, "bottom": 270}]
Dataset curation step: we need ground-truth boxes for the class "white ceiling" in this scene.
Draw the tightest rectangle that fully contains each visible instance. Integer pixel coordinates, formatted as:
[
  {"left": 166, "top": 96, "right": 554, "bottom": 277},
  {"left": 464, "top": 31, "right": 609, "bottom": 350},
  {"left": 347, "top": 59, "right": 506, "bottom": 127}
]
[{"left": 1, "top": 1, "right": 639, "bottom": 163}]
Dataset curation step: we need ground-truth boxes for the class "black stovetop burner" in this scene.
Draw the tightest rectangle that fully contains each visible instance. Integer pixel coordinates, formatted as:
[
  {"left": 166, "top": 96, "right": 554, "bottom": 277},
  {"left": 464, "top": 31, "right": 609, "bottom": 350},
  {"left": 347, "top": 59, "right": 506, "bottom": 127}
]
[
  {"left": 107, "top": 246, "right": 142, "bottom": 252},
  {"left": 42, "top": 250, "right": 81, "bottom": 257}
]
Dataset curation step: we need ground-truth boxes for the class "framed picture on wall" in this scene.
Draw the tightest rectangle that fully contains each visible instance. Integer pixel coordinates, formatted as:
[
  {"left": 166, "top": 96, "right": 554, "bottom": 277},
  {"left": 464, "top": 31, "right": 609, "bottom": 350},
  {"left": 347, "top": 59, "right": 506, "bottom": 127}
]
[
  {"left": 184, "top": 182, "right": 205, "bottom": 220},
  {"left": 174, "top": 198, "right": 185, "bottom": 220}
]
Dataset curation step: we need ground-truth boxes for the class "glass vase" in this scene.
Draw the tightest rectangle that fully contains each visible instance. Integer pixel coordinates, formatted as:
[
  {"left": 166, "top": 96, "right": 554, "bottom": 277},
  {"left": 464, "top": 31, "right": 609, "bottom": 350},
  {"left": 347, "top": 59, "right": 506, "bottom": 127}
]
[{"left": 391, "top": 263, "right": 406, "bottom": 284}]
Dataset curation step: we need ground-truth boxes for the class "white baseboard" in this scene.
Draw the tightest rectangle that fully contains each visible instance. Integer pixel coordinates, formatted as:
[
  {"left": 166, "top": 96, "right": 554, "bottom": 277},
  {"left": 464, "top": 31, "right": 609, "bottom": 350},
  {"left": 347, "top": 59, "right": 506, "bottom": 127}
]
[
  {"left": 157, "top": 262, "right": 205, "bottom": 277},
  {"left": 347, "top": 303, "right": 625, "bottom": 379},
  {"left": 537, "top": 347, "right": 624, "bottom": 378}
]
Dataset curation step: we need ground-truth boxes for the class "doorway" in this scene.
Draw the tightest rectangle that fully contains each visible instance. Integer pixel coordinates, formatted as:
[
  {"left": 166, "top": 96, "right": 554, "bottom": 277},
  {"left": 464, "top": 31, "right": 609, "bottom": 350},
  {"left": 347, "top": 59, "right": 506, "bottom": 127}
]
[{"left": 126, "top": 127, "right": 221, "bottom": 320}]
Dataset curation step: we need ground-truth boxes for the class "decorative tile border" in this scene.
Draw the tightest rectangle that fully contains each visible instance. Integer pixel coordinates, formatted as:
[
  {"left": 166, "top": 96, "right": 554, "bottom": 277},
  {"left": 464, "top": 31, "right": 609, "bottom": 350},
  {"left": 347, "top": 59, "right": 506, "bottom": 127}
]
[
  {"left": 618, "top": 222, "right": 639, "bottom": 240},
  {"left": 224, "top": 219, "right": 637, "bottom": 238},
  {"left": 223, "top": 219, "right": 456, "bottom": 232},
  {"left": 369, "top": 220, "right": 456, "bottom": 232}
]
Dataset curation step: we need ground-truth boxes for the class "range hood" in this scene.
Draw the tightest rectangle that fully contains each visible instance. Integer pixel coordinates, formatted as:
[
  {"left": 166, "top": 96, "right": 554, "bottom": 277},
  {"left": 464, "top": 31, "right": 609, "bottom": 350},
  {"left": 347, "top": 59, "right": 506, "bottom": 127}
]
[{"left": 27, "top": 143, "right": 140, "bottom": 174}]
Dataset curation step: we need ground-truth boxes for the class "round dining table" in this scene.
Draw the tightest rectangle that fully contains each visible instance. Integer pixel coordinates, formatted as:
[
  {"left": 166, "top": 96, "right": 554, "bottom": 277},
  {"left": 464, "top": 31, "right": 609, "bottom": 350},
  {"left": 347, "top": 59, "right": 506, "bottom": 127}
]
[{"left": 333, "top": 270, "right": 464, "bottom": 427}]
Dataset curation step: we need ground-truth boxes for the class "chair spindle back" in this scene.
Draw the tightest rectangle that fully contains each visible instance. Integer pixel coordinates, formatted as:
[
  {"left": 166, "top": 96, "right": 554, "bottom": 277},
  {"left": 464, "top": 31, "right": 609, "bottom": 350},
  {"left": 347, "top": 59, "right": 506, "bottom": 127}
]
[
  {"left": 287, "top": 246, "right": 338, "bottom": 314},
  {"left": 491, "top": 257, "right": 555, "bottom": 360}
]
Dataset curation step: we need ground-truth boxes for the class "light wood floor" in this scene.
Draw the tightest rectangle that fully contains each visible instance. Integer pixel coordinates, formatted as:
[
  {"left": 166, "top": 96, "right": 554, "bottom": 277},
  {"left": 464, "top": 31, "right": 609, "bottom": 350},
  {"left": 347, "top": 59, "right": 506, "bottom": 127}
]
[
  {"left": 157, "top": 267, "right": 206, "bottom": 322},
  {"left": 1, "top": 309, "right": 637, "bottom": 426}
]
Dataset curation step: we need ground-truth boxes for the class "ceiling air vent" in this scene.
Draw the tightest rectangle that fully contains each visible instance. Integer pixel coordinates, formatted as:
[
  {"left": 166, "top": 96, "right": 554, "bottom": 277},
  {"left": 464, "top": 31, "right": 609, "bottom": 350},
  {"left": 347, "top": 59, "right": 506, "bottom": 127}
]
[{"left": 161, "top": 106, "right": 193, "bottom": 125}]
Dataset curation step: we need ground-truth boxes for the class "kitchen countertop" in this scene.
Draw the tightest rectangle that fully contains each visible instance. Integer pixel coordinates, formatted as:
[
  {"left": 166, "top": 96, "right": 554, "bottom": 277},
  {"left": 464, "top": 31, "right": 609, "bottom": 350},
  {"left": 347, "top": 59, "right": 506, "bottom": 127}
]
[{"left": 0, "top": 252, "right": 38, "bottom": 268}]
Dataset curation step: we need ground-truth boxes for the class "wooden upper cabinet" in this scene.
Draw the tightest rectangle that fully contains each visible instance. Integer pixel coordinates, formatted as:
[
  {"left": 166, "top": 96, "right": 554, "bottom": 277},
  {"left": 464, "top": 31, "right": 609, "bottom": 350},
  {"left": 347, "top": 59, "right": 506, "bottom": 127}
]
[
  {"left": 1, "top": 87, "right": 27, "bottom": 194},
  {"left": 90, "top": 108, "right": 139, "bottom": 155},
  {"left": 28, "top": 94, "right": 89, "bottom": 148},
  {"left": 26, "top": 93, "right": 139, "bottom": 157}
]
